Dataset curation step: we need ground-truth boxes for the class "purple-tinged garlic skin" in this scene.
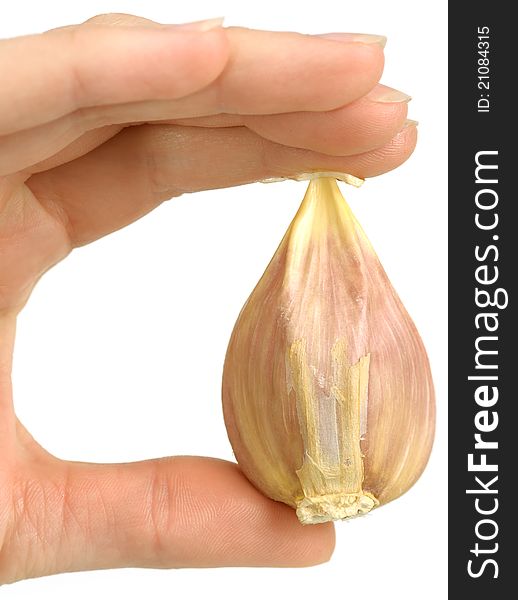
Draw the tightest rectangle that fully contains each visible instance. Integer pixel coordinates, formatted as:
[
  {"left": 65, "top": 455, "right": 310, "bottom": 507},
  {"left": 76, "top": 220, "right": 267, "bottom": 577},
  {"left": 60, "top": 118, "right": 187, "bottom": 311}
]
[{"left": 222, "top": 178, "right": 435, "bottom": 524}]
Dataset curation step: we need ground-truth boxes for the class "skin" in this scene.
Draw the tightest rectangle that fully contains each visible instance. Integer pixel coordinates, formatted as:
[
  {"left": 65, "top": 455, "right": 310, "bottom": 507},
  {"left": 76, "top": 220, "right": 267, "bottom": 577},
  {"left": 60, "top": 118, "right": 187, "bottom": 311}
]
[{"left": 0, "top": 13, "right": 417, "bottom": 584}]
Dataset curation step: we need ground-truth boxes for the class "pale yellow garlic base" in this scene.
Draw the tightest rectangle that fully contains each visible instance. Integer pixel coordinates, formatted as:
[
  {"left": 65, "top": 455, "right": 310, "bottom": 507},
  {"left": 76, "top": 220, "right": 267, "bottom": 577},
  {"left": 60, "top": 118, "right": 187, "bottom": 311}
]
[{"left": 296, "top": 492, "right": 379, "bottom": 524}]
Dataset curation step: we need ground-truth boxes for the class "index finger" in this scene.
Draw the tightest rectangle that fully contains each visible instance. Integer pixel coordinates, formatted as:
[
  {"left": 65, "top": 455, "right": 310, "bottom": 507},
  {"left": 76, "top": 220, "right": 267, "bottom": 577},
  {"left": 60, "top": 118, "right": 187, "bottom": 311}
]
[{"left": 0, "top": 22, "right": 385, "bottom": 137}]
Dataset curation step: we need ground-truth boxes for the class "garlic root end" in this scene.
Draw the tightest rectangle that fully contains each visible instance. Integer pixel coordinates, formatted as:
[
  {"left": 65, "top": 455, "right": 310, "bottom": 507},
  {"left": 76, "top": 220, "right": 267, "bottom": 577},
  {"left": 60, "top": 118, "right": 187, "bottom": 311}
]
[{"left": 296, "top": 492, "right": 379, "bottom": 525}]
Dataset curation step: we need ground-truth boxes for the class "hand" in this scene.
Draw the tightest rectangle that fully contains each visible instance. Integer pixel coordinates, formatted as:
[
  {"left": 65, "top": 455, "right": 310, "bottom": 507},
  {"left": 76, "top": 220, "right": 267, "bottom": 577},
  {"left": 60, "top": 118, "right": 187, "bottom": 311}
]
[{"left": 0, "top": 14, "right": 416, "bottom": 583}]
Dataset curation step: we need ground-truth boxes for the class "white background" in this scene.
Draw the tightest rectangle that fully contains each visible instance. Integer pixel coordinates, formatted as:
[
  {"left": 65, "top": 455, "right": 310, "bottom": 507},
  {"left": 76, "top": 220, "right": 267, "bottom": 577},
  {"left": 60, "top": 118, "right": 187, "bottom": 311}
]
[{"left": 1, "top": 0, "right": 447, "bottom": 598}]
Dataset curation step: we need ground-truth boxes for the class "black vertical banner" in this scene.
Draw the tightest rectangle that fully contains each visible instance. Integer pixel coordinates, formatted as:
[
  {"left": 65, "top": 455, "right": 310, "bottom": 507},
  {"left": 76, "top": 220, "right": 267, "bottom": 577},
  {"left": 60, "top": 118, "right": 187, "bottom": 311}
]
[{"left": 449, "top": 3, "right": 515, "bottom": 597}]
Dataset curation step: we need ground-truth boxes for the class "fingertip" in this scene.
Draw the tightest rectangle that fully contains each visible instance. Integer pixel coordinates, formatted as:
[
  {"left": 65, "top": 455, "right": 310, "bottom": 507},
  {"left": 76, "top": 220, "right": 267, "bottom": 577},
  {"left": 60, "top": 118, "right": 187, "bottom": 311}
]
[
  {"left": 355, "top": 120, "right": 419, "bottom": 178},
  {"left": 394, "top": 119, "right": 419, "bottom": 158},
  {"left": 159, "top": 457, "right": 335, "bottom": 568},
  {"left": 312, "top": 40, "right": 386, "bottom": 111},
  {"left": 288, "top": 519, "right": 336, "bottom": 567},
  {"left": 214, "top": 461, "right": 336, "bottom": 567},
  {"left": 351, "top": 41, "right": 385, "bottom": 91},
  {"left": 243, "top": 82, "right": 409, "bottom": 157},
  {"left": 210, "top": 28, "right": 386, "bottom": 115}
]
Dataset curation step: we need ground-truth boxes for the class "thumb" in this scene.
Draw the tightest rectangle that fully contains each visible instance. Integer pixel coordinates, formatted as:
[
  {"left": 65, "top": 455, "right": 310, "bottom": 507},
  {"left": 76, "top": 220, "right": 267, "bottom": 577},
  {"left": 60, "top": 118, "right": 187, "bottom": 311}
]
[{"left": 2, "top": 455, "right": 334, "bottom": 582}]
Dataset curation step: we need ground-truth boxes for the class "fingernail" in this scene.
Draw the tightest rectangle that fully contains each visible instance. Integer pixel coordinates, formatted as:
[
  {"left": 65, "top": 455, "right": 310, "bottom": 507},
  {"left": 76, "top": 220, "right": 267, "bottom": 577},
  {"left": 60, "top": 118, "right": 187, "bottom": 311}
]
[
  {"left": 369, "top": 84, "right": 412, "bottom": 104},
  {"left": 401, "top": 119, "right": 419, "bottom": 130},
  {"left": 171, "top": 17, "right": 225, "bottom": 31},
  {"left": 316, "top": 33, "right": 387, "bottom": 48}
]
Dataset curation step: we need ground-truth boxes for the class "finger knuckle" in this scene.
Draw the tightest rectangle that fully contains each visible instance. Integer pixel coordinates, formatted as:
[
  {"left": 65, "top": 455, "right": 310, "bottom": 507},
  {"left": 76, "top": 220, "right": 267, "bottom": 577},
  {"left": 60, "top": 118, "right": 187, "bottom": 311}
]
[
  {"left": 53, "top": 27, "right": 92, "bottom": 112},
  {"left": 0, "top": 477, "right": 55, "bottom": 583},
  {"left": 146, "top": 461, "right": 177, "bottom": 558}
]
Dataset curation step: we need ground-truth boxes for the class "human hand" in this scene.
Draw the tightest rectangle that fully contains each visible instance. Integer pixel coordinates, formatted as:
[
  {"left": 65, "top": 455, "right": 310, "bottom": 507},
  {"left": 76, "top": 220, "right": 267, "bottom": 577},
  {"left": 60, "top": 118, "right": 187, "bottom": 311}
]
[{"left": 0, "top": 13, "right": 416, "bottom": 583}]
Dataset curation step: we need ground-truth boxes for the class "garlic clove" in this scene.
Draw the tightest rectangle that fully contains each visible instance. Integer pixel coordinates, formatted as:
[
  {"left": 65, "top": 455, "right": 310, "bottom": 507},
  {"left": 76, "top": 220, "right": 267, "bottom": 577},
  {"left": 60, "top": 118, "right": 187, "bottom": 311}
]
[{"left": 222, "top": 177, "right": 435, "bottom": 524}]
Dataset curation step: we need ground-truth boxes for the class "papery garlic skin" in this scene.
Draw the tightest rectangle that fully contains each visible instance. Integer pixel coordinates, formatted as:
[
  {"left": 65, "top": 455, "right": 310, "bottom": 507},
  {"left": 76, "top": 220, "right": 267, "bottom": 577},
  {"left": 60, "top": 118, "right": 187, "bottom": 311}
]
[{"left": 222, "top": 178, "right": 435, "bottom": 524}]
